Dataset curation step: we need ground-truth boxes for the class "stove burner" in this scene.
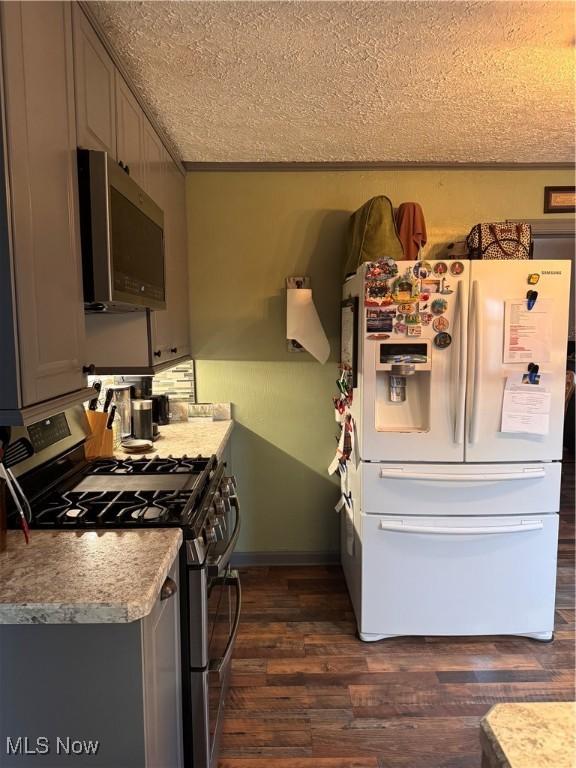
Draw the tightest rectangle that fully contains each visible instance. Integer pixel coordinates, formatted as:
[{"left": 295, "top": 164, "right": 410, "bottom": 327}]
[
  {"left": 131, "top": 505, "right": 164, "bottom": 521},
  {"left": 64, "top": 507, "right": 84, "bottom": 519}
]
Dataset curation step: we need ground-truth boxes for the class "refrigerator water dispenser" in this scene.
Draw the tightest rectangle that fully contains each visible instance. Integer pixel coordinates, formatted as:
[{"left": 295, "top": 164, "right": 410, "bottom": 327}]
[{"left": 374, "top": 340, "right": 431, "bottom": 432}]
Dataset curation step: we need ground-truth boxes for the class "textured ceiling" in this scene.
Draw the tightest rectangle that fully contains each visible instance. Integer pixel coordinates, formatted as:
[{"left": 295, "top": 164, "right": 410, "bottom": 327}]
[{"left": 88, "top": 1, "right": 576, "bottom": 163}]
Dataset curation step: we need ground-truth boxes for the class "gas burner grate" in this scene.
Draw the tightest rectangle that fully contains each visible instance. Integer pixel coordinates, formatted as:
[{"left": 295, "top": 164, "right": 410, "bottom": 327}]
[
  {"left": 33, "top": 488, "right": 195, "bottom": 527},
  {"left": 89, "top": 455, "right": 211, "bottom": 475}
]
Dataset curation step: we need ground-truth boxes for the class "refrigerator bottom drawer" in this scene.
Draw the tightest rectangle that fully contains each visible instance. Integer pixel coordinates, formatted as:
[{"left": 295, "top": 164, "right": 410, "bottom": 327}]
[
  {"left": 360, "top": 513, "right": 559, "bottom": 638},
  {"left": 362, "top": 462, "right": 562, "bottom": 516}
]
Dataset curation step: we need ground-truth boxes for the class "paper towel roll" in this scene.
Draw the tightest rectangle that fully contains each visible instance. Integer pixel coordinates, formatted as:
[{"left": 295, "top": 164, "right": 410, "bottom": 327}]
[{"left": 286, "top": 288, "right": 330, "bottom": 364}]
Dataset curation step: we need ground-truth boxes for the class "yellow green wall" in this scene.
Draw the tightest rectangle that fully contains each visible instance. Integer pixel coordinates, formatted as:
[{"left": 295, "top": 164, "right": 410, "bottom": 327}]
[{"left": 186, "top": 168, "right": 574, "bottom": 556}]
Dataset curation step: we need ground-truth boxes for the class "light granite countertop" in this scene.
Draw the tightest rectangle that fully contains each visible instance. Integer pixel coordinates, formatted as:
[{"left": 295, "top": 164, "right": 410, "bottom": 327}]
[
  {"left": 480, "top": 702, "right": 576, "bottom": 768},
  {"left": 0, "top": 528, "right": 182, "bottom": 625},
  {"left": 115, "top": 419, "right": 233, "bottom": 460}
]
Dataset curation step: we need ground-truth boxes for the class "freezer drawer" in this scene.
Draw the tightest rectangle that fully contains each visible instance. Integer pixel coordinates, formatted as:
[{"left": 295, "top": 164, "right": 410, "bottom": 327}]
[
  {"left": 362, "top": 461, "right": 561, "bottom": 516},
  {"left": 360, "top": 513, "right": 558, "bottom": 638}
]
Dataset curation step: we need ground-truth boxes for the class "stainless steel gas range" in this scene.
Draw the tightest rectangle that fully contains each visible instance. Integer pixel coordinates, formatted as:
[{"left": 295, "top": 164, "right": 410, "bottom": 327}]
[{"left": 4, "top": 406, "right": 241, "bottom": 768}]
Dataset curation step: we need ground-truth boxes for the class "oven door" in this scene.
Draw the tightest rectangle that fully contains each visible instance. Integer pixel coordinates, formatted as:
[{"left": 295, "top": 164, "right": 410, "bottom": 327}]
[{"left": 190, "top": 568, "right": 241, "bottom": 768}]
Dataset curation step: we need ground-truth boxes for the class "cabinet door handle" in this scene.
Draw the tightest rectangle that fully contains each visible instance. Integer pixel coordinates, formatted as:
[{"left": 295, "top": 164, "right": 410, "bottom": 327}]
[
  {"left": 160, "top": 576, "right": 177, "bottom": 601},
  {"left": 170, "top": 347, "right": 178, "bottom": 354},
  {"left": 82, "top": 364, "right": 96, "bottom": 375},
  {"left": 153, "top": 350, "right": 162, "bottom": 358}
]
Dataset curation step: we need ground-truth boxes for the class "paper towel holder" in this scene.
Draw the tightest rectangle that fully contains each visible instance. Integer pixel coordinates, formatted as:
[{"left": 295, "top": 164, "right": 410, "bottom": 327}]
[
  {"left": 286, "top": 276, "right": 330, "bottom": 363},
  {"left": 287, "top": 277, "right": 309, "bottom": 352}
]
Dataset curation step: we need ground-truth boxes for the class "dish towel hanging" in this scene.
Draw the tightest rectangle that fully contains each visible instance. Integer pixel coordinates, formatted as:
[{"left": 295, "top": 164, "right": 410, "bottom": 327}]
[{"left": 395, "top": 202, "right": 427, "bottom": 260}]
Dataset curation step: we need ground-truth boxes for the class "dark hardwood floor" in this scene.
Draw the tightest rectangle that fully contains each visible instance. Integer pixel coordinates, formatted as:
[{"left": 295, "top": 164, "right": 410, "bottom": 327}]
[{"left": 219, "top": 462, "right": 575, "bottom": 768}]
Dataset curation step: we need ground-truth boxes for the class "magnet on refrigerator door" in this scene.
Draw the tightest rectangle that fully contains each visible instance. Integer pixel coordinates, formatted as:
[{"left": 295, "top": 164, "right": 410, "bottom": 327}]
[
  {"left": 528, "top": 273, "right": 540, "bottom": 285},
  {"left": 434, "top": 331, "right": 452, "bottom": 348},
  {"left": 450, "top": 261, "right": 465, "bottom": 275},
  {"left": 439, "top": 278, "right": 454, "bottom": 295},
  {"left": 407, "top": 326, "right": 422, "bottom": 337},
  {"left": 413, "top": 261, "right": 432, "bottom": 279},
  {"left": 432, "top": 316, "right": 449, "bottom": 332},
  {"left": 391, "top": 273, "right": 420, "bottom": 303},
  {"left": 433, "top": 262, "right": 448, "bottom": 275},
  {"left": 366, "top": 307, "right": 395, "bottom": 334},
  {"left": 422, "top": 278, "right": 442, "bottom": 294},
  {"left": 366, "top": 258, "right": 398, "bottom": 279},
  {"left": 431, "top": 298, "right": 448, "bottom": 315},
  {"left": 365, "top": 283, "right": 394, "bottom": 308}
]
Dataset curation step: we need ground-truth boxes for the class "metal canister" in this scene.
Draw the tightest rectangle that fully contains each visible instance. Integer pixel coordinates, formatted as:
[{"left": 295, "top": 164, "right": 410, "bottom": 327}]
[{"left": 131, "top": 399, "right": 154, "bottom": 441}]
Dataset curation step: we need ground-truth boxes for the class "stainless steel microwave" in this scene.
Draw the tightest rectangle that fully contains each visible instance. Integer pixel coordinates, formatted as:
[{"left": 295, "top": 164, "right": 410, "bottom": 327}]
[{"left": 77, "top": 149, "right": 166, "bottom": 312}]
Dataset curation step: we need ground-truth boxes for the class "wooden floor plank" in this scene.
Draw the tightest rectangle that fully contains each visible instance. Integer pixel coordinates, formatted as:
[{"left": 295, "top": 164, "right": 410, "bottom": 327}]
[{"left": 218, "top": 459, "right": 575, "bottom": 767}]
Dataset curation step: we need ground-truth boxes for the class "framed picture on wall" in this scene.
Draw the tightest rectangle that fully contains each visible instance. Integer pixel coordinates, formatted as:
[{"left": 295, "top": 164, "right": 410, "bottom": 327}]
[{"left": 544, "top": 186, "right": 576, "bottom": 214}]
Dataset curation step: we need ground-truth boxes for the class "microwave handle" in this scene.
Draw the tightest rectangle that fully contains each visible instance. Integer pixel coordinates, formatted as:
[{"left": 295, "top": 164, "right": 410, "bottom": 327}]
[{"left": 208, "top": 571, "right": 242, "bottom": 682}]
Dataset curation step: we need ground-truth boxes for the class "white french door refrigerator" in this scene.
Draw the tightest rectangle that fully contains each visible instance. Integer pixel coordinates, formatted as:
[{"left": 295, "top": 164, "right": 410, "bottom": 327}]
[{"left": 341, "top": 259, "right": 571, "bottom": 642}]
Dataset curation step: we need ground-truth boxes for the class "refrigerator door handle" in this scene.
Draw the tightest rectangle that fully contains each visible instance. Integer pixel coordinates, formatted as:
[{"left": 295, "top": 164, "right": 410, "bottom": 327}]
[
  {"left": 468, "top": 279, "right": 482, "bottom": 444},
  {"left": 452, "top": 280, "right": 467, "bottom": 444},
  {"left": 379, "top": 520, "right": 544, "bottom": 535},
  {"left": 379, "top": 468, "right": 546, "bottom": 481}
]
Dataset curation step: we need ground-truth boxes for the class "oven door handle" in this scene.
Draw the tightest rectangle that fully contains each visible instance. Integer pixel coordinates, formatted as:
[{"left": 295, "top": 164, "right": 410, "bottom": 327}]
[
  {"left": 208, "top": 570, "right": 242, "bottom": 681},
  {"left": 206, "top": 495, "right": 241, "bottom": 578}
]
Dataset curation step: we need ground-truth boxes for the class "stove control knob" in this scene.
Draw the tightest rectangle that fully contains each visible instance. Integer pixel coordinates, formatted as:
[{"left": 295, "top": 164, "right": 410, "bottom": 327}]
[
  {"left": 213, "top": 513, "right": 226, "bottom": 535},
  {"left": 204, "top": 526, "right": 218, "bottom": 545},
  {"left": 214, "top": 497, "right": 225, "bottom": 515},
  {"left": 213, "top": 521, "right": 225, "bottom": 541},
  {"left": 222, "top": 476, "right": 237, "bottom": 497}
]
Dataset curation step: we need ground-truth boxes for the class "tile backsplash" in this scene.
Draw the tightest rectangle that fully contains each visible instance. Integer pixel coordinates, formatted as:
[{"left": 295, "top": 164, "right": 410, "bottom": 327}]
[
  {"left": 153, "top": 360, "right": 196, "bottom": 403},
  {"left": 88, "top": 362, "right": 231, "bottom": 421}
]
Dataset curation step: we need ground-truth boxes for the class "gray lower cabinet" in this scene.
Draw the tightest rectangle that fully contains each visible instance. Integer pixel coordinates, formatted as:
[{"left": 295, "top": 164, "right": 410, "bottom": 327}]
[
  {"left": 0, "top": 559, "right": 183, "bottom": 768},
  {"left": 0, "top": 1, "right": 92, "bottom": 423}
]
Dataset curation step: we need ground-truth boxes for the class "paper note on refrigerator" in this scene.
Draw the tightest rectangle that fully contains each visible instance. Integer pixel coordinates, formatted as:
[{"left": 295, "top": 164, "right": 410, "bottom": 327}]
[
  {"left": 503, "top": 299, "right": 552, "bottom": 363},
  {"left": 501, "top": 373, "right": 551, "bottom": 435}
]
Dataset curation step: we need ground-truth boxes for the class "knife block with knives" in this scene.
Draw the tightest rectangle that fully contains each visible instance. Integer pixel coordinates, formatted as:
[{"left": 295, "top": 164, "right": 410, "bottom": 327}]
[{"left": 85, "top": 384, "right": 116, "bottom": 459}]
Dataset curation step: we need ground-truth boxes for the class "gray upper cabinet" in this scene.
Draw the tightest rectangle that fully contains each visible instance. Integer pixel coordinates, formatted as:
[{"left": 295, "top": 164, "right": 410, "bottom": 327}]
[
  {"left": 72, "top": 4, "right": 116, "bottom": 157},
  {"left": 116, "top": 72, "right": 145, "bottom": 187},
  {"left": 74, "top": 4, "right": 191, "bottom": 375},
  {"left": 142, "top": 116, "right": 166, "bottom": 202},
  {"left": 0, "top": 1, "right": 91, "bottom": 421},
  {"left": 164, "top": 158, "right": 191, "bottom": 361}
]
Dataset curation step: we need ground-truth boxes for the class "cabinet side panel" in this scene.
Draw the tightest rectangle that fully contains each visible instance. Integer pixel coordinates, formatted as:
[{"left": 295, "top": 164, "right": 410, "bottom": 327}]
[
  {"left": 0, "top": 15, "right": 20, "bottom": 410},
  {"left": 0, "top": 623, "right": 146, "bottom": 767}
]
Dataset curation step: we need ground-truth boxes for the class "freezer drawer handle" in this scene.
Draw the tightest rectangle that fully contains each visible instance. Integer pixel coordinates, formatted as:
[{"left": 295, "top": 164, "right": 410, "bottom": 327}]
[
  {"left": 378, "top": 520, "right": 544, "bottom": 535},
  {"left": 378, "top": 468, "right": 546, "bottom": 481}
]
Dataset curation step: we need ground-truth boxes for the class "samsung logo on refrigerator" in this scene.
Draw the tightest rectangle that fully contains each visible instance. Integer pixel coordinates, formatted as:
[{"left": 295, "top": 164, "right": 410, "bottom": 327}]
[{"left": 541, "top": 270, "right": 562, "bottom": 275}]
